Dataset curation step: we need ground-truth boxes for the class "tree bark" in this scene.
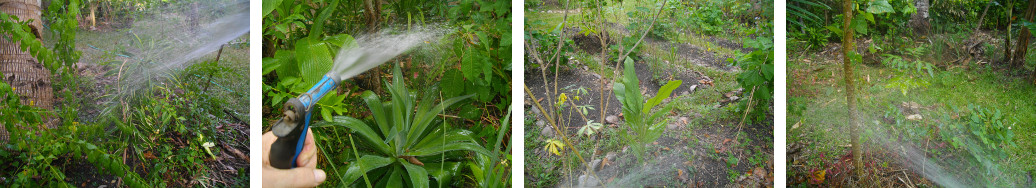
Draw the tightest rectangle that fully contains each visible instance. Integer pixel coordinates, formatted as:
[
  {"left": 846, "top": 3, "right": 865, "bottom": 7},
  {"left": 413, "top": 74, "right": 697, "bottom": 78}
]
[
  {"left": 841, "top": 0, "right": 864, "bottom": 180},
  {"left": 1005, "top": 0, "right": 1013, "bottom": 63},
  {"left": 1012, "top": 0, "right": 1036, "bottom": 67},
  {"left": 910, "top": 0, "right": 931, "bottom": 35},
  {"left": 0, "top": 0, "right": 51, "bottom": 143},
  {"left": 89, "top": 1, "right": 98, "bottom": 30},
  {"left": 363, "top": 0, "right": 381, "bottom": 32}
]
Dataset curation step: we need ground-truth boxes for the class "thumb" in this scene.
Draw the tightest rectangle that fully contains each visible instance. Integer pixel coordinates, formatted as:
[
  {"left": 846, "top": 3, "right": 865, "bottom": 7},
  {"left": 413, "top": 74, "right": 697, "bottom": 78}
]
[{"left": 265, "top": 167, "right": 327, "bottom": 188}]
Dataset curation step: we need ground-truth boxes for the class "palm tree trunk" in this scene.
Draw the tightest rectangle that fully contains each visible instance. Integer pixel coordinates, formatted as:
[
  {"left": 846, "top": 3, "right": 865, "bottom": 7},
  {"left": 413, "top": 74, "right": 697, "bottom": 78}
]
[
  {"left": 0, "top": 0, "right": 51, "bottom": 143},
  {"left": 1012, "top": 0, "right": 1036, "bottom": 67}
]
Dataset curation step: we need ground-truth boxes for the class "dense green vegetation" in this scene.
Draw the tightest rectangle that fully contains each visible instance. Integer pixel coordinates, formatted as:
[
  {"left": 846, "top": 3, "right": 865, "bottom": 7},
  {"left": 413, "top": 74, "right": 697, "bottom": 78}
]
[
  {"left": 788, "top": 0, "right": 1035, "bottom": 186},
  {"left": 0, "top": 0, "right": 250, "bottom": 187},
  {"left": 525, "top": 0, "right": 773, "bottom": 187},
  {"left": 261, "top": 0, "right": 512, "bottom": 187}
]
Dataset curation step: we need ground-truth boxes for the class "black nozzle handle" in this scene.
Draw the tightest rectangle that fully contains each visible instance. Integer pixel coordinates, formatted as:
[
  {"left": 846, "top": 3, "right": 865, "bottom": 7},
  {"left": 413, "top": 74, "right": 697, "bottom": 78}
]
[{"left": 269, "top": 99, "right": 309, "bottom": 169}]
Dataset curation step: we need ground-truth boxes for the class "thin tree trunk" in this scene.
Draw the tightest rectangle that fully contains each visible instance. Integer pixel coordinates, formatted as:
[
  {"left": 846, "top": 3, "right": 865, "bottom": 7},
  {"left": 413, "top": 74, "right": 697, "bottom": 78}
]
[
  {"left": 1012, "top": 0, "right": 1036, "bottom": 67},
  {"left": 1005, "top": 0, "right": 1013, "bottom": 63},
  {"left": 89, "top": 1, "right": 97, "bottom": 30},
  {"left": 841, "top": 0, "right": 864, "bottom": 180},
  {"left": 975, "top": 0, "right": 995, "bottom": 33},
  {"left": 363, "top": 0, "right": 381, "bottom": 32}
]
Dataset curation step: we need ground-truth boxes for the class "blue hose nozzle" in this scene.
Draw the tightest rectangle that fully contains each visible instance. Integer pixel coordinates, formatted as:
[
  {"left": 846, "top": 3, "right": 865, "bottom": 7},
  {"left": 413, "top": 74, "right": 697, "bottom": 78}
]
[{"left": 269, "top": 75, "right": 340, "bottom": 169}]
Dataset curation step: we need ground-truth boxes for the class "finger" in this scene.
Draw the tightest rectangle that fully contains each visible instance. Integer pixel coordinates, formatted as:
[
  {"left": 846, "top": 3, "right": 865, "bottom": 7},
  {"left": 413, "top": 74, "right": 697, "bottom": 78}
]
[
  {"left": 263, "top": 131, "right": 277, "bottom": 165},
  {"left": 298, "top": 128, "right": 318, "bottom": 168},
  {"left": 263, "top": 166, "right": 327, "bottom": 188}
]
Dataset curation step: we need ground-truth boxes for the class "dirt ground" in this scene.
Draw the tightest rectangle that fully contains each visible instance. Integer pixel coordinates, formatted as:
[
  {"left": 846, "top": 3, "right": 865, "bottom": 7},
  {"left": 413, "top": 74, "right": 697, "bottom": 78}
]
[{"left": 525, "top": 22, "right": 773, "bottom": 187}]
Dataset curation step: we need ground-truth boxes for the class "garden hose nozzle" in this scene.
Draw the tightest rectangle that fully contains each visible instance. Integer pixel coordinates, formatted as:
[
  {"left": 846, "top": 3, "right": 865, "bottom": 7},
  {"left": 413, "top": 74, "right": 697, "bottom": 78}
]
[{"left": 269, "top": 75, "right": 340, "bottom": 169}]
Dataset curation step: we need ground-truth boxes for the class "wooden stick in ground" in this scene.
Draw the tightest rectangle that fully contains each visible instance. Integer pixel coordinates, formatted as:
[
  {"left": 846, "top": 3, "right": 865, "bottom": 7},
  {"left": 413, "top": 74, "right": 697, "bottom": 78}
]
[
  {"left": 734, "top": 86, "right": 758, "bottom": 141},
  {"left": 601, "top": 0, "right": 670, "bottom": 133}
]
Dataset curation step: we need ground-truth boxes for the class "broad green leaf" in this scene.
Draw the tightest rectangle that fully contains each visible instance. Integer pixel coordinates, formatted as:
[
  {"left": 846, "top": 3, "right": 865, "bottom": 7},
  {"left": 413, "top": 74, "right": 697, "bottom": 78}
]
[
  {"left": 262, "top": 0, "right": 285, "bottom": 17},
  {"left": 643, "top": 80, "right": 682, "bottom": 113},
  {"left": 361, "top": 91, "right": 392, "bottom": 138},
  {"left": 341, "top": 155, "right": 395, "bottom": 185},
  {"left": 400, "top": 158, "right": 429, "bottom": 188},
  {"left": 407, "top": 142, "right": 489, "bottom": 157},
  {"left": 825, "top": 25, "right": 843, "bottom": 37},
  {"left": 866, "top": 0, "right": 895, "bottom": 14},
  {"left": 295, "top": 37, "right": 334, "bottom": 87},
  {"left": 424, "top": 162, "right": 462, "bottom": 185},
  {"left": 407, "top": 94, "right": 474, "bottom": 147},
  {"left": 319, "top": 116, "right": 392, "bottom": 155},
  {"left": 308, "top": 0, "right": 340, "bottom": 37}
]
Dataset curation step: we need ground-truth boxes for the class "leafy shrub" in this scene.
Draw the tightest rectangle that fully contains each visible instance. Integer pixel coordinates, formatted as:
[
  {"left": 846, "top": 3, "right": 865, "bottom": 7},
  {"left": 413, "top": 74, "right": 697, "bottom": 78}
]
[
  {"left": 789, "top": 26, "right": 830, "bottom": 51},
  {"left": 732, "top": 37, "right": 774, "bottom": 123},
  {"left": 940, "top": 105, "right": 1017, "bottom": 168},
  {"left": 880, "top": 54, "right": 935, "bottom": 95},
  {"left": 613, "top": 57, "right": 682, "bottom": 163},
  {"left": 525, "top": 19, "right": 575, "bottom": 71},
  {"left": 320, "top": 66, "right": 488, "bottom": 187}
]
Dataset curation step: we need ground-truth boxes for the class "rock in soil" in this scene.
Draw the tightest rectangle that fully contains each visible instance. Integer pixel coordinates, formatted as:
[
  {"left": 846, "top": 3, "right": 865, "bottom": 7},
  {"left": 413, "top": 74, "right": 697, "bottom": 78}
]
[
  {"left": 540, "top": 125, "right": 555, "bottom": 138},
  {"left": 667, "top": 122, "right": 685, "bottom": 130},
  {"left": 605, "top": 152, "right": 618, "bottom": 160},
  {"left": 606, "top": 115, "right": 620, "bottom": 124},
  {"left": 589, "top": 159, "right": 602, "bottom": 171},
  {"left": 906, "top": 114, "right": 923, "bottom": 121},
  {"left": 577, "top": 174, "right": 600, "bottom": 187},
  {"left": 536, "top": 120, "right": 546, "bottom": 127}
]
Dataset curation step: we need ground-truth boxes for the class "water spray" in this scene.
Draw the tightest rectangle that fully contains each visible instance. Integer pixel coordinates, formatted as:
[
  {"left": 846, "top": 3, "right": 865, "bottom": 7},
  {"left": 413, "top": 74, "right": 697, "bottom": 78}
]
[{"left": 268, "top": 30, "right": 438, "bottom": 169}]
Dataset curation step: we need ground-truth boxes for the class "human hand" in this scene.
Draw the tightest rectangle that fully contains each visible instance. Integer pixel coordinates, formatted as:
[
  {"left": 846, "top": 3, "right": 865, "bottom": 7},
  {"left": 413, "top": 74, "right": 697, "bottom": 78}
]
[{"left": 262, "top": 128, "right": 326, "bottom": 188}]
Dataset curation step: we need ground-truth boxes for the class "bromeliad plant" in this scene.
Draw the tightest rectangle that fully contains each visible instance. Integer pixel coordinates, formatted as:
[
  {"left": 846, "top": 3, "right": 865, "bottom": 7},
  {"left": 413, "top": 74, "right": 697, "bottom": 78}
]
[
  {"left": 613, "top": 57, "right": 682, "bottom": 163},
  {"left": 320, "top": 66, "right": 488, "bottom": 187}
]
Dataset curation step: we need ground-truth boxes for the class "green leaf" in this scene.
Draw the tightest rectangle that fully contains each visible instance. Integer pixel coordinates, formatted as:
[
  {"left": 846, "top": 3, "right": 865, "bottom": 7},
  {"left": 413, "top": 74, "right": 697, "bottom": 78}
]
[
  {"left": 407, "top": 142, "right": 489, "bottom": 157},
  {"left": 319, "top": 116, "right": 392, "bottom": 155},
  {"left": 400, "top": 158, "right": 429, "bottom": 188},
  {"left": 440, "top": 69, "right": 467, "bottom": 98},
  {"left": 262, "top": 0, "right": 285, "bottom": 17},
  {"left": 295, "top": 37, "right": 334, "bottom": 87},
  {"left": 643, "top": 80, "right": 682, "bottom": 113},
  {"left": 825, "top": 25, "right": 843, "bottom": 37},
  {"left": 341, "top": 155, "right": 395, "bottom": 185},
  {"left": 866, "top": 0, "right": 895, "bottom": 14},
  {"left": 424, "top": 162, "right": 462, "bottom": 185}
]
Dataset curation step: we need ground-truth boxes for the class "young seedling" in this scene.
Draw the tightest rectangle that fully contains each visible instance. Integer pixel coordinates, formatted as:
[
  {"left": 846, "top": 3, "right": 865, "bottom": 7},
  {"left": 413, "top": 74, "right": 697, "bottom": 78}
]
[{"left": 613, "top": 57, "right": 682, "bottom": 163}]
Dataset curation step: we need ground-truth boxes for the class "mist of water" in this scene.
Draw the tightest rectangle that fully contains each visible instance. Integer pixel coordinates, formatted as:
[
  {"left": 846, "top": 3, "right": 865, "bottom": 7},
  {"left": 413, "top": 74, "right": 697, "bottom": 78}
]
[
  {"left": 861, "top": 116, "right": 1023, "bottom": 188},
  {"left": 114, "top": 0, "right": 249, "bottom": 90},
  {"left": 327, "top": 28, "right": 444, "bottom": 81}
]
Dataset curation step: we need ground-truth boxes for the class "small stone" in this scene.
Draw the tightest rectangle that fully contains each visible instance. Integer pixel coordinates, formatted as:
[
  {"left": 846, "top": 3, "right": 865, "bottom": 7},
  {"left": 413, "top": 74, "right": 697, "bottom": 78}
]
[
  {"left": 906, "top": 114, "right": 923, "bottom": 121},
  {"left": 605, "top": 152, "right": 618, "bottom": 161},
  {"left": 536, "top": 120, "right": 546, "bottom": 127},
  {"left": 680, "top": 91, "right": 689, "bottom": 96},
  {"left": 688, "top": 85, "right": 698, "bottom": 93},
  {"left": 753, "top": 167, "right": 766, "bottom": 179},
  {"left": 531, "top": 107, "right": 541, "bottom": 115},
  {"left": 667, "top": 122, "right": 684, "bottom": 130},
  {"left": 589, "top": 159, "right": 602, "bottom": 171},
  {"left": 540, "top": 126, "right": 555, "bottom": 138},
  {"left": 577, "top": 174, "right": 600, "bottom": 187},
  {"left": 606, "top": 115, "right": 620, "bottom": 124}
]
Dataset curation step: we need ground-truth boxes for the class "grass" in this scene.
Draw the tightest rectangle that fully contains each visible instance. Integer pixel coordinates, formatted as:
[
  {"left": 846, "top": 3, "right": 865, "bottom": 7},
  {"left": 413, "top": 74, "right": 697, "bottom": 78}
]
[
  {"left": 66, "top": 20, "right": 250, "bottom": 186},
  {"left": 788, "top": 48, "right": 1036, "bottom": 184}
]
